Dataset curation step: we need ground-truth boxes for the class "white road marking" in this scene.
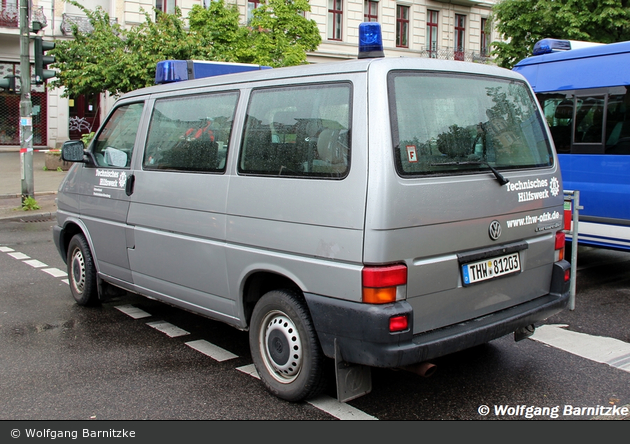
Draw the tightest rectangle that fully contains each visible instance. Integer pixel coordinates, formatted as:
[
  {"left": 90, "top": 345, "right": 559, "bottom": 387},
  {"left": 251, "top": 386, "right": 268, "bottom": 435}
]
[
  {"left": 308, "top": 395, "right": 378, "bottom": 421},
  {"left": 115, "top": 304, "right": 152, "bottom": 319},
  {"left": 185, "top": 339, "right": 238, "bottom": 362},
  {"left": 8, "top": 252, "right": 29, "bottom": 260},
  {"left": 235, "top": 364, "right": 377, "bottom": 420},
  {"left": 0, "top": 246, "right": 15, "bottom": 252},
  {"left": 42, "top": 268, "right": 67, "bottom": 278},
  {"left": 61, "top": 279, "right": 69, "bottom": 285},
  {"left": 531, "top": 324, "right": 630, "bottom": 373},
  {"left": 23, "top": 259, "right": 48, "bottom": 268},
  {"left": 236, "top": 364, "right": 259, "bottom": 379},
  {"left": 146, "top": 321, "right": 190, "bottom": 338}
]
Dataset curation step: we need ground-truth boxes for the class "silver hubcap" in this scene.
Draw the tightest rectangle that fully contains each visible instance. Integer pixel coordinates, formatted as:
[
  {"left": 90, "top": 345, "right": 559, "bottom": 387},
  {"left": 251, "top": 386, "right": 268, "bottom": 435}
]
[
  {"left": 70, "top": 248, "right": 86, "bottom": 295},
  {"left": 259, "top": 310, "right": 303, "bottom": 384}
]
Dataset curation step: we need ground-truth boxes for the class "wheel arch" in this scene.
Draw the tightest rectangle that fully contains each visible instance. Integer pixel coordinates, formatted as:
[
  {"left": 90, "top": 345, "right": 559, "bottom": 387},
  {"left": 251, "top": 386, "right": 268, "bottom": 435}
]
[
  {"left": 58, "top": 219, "right": 97, "bottom": 270},
  {"left": 241, "top": 270, "right": 304, "bottom": 328}
]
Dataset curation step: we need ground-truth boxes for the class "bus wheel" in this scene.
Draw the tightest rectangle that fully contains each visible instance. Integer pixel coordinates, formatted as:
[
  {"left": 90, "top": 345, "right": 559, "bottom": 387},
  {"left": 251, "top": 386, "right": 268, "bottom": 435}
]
[
  {"left": 67, "top": 233, "right": 99, "bottom": 306},
  {"left": 249, "top": 289, "right": 327, "bottom": 402}
]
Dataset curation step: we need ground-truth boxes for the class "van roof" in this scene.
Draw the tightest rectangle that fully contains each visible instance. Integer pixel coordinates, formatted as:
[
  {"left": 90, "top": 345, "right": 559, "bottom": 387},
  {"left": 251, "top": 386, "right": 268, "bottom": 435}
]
[{"left": 120, "top": 57, "right": 525, "bottom": 100}]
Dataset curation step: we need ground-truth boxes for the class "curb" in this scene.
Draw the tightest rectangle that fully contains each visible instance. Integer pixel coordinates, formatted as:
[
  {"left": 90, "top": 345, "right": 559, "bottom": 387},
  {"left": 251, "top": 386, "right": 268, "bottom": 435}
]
[
  {"left": 0, "top": 191, "right": 58, "bottom": 223},
  {"left": 0, "top": 191, "right": 59, "bottom": 200},
  {"left": 0, "top": 211, "right": 57, "bottom": 223}
]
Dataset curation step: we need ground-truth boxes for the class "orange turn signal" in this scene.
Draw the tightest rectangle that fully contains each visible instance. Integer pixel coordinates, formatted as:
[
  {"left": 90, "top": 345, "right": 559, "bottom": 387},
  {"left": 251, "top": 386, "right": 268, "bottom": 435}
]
[{"left": 363, "top": 287, "right": 397, "bottom": 304}]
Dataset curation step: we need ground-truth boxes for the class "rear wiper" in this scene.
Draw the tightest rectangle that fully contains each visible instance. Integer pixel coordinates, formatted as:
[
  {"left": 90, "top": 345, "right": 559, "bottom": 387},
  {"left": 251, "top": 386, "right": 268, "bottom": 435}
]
[{"left": 430, "top": 160, "right": 510, "bottom": 186}]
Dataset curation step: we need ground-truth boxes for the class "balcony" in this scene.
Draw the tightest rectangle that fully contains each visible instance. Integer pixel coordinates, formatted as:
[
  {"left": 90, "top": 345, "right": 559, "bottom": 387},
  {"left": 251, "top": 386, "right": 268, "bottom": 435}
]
[
  {"left": 61, "top": 13, "right": 117, "bottom": 35},
  {"left": 0, "top": 5, "right": 47, "bottom": 29},
  {"left": 419, "top": 47, "right": 492, "bottom": 64}
]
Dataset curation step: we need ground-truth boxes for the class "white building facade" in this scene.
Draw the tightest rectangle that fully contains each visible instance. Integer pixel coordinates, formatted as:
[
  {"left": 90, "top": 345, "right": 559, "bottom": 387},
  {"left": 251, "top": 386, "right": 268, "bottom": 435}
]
[{"left": 0, "top": 0, "right": 497, "bottom": 148}]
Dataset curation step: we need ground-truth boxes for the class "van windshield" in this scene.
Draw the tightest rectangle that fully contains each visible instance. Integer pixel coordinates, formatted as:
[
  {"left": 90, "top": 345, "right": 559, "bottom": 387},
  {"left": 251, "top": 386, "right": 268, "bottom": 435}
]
[{"left": 388, "top": 72, "right": 553, "bottom": 177}]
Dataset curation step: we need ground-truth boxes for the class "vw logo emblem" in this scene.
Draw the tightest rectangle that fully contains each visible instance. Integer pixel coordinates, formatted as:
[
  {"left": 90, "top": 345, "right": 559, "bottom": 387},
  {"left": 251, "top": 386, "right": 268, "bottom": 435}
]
[{"left": 489, "top": 220, "right": 502, "bottom": 240}]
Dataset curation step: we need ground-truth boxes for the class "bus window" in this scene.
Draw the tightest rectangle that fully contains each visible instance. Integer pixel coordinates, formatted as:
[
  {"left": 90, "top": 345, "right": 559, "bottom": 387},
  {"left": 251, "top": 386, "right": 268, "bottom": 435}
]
[
  {"left": 606, "top": 94, "right": 630, "bottom": 154},
  {"left": 574, "top": 96, "right": 605, "bottom": 148},
  {"left": 540, "top": 95, "right": 573, "bottom": 153}
]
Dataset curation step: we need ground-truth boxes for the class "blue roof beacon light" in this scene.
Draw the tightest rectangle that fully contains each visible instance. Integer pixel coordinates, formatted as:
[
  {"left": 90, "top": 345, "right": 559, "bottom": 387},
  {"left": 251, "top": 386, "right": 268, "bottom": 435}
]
[
  {"left": 533, "top": 38, "right": 572, "bottom": 55},
  {"left": 155, "top": 60, "right": 272, "bottom": 84},
  {"left": 358, "top": 22, "right": 384, "bottom": 59},
  {"left": 532, "top": 38, "right": 605, "bottom": 56},
  {"left": 155, "top": 60, "right": 189, "bottom": 84}
]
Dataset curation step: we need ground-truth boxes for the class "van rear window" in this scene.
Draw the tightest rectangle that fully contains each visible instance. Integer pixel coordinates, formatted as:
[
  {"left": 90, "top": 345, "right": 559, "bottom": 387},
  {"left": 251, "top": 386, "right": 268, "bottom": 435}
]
[{"left": 388, "top": 72, "right": 553, "bottom": 177}]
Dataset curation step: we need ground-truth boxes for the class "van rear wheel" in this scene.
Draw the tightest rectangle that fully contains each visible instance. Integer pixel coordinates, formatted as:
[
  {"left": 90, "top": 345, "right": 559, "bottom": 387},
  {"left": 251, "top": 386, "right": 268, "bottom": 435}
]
[
  {"left": 67, "top": 233, "right": 99, "bottom": 306},
  {"left": 249, "top": 289, "right": 327, "bottom": 402}
]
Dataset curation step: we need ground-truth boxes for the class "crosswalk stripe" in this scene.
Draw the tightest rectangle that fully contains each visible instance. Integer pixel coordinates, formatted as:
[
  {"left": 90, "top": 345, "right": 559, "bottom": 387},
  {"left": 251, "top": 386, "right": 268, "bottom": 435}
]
[
  {"left": 8, "top": 252, "right": 29, "bottom": 260},
  {"left": 23, "top": 259, "right": 48, "bottom": 268},
  {"left": 115, "top": 304, "right": 152, "bottom": 319},
  {"left": 42, "top": 268, "right": 67, "bottom": 277},
  {"left": 185, "top": 339, "right": 238, "bottom": 362},
  {"left": 235, "top": 365, "right": 377, "bottom": 420},
  {"left": 531, "top": 324, "right": 630, "bottom": 373},
  {"left": 146, "top": 321, "right": 190, "bottom": 338}
]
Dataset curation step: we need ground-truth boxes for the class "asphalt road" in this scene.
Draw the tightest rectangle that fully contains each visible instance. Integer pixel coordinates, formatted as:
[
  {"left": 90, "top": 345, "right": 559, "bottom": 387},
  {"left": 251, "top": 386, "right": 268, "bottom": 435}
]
[{"left": 1, "top": 218, "right": 629, "bottom": 423}]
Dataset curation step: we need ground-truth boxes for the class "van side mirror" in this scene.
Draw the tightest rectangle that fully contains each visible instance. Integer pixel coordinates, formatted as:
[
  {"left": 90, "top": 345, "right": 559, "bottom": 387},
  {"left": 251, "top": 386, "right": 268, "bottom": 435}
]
[{"left": 61, "top": 140, "right": 86, "bottom": 162}]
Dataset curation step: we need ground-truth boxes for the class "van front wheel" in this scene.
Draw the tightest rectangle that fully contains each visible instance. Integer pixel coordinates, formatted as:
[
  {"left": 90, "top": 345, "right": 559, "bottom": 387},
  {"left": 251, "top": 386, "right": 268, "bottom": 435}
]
[
  {"left": 249, "top": 289, "right": 327, "bottom": 402},
  {"left": 67, "top": 233, "right": 99, "bottom": 306}
]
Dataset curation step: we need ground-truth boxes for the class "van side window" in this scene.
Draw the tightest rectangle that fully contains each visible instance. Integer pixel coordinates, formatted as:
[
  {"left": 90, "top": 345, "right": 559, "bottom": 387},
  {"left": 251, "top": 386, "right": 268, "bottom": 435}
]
[
  {"left": 239, "top": 83, "right": 351, "bottom": 178},
  {"left": 92, "top": 102, "right": 144, "bottom": 168},
  {"left": 143, "top": 91, "right": 239, "bottom": 172}
]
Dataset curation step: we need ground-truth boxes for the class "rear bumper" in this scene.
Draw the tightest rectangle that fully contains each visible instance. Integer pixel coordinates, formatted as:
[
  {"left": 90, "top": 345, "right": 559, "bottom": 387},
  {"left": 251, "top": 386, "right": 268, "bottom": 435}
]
[{"left": 305, "top": 260, "right": 571, "bottom": 368}]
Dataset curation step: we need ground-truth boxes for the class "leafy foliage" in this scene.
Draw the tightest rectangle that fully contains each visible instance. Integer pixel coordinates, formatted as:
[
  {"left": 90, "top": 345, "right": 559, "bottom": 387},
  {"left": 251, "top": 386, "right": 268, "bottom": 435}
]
[
  {"left": 49, "top": 0, "right": 321, "bottom": 97},
  {"left": 21, "top": 196, "right": 41, "bottom": 211},
  {"left": 491, "top": 0, "right": 630, "bottom": 69}
]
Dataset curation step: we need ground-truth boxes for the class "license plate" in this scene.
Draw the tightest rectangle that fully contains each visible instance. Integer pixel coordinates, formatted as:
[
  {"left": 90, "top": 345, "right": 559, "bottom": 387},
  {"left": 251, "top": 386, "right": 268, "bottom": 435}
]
[{"left": 462, "top": 252, "right": 521, "bottom": 285}]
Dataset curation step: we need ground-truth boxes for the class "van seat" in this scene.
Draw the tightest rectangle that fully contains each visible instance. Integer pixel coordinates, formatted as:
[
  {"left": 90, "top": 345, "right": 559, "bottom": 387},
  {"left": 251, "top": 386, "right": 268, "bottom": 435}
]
[{"left": 313, "top": 129, "right": 348, "bottom": 174}]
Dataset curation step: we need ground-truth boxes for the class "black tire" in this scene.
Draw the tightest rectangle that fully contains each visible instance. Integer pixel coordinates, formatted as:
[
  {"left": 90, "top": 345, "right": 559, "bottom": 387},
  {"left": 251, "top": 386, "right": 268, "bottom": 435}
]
[
  {"left": 67, "top": 233, "right": 99, "bottom": 306},
  {"left": 249, "top": 289, "right": 327, "bottom": 402}
]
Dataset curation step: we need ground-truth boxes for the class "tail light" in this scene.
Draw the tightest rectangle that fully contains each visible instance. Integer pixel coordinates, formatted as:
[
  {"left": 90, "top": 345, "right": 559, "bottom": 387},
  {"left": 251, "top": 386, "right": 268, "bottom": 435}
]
[
  {"left": 555, "top": 231, "right": 565, "bottom": 262},
  {"left": 389, "top": 315, "right": 409, "bottom": 332},
  {"left": 362, "top": 264, "right": 407, "bottom": 304}
]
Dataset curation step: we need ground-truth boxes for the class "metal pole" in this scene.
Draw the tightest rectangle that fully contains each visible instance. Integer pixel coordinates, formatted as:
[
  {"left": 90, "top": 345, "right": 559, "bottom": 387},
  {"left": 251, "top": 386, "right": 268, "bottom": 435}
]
[
  {"left": 19, "top": 0, "right": 33, "bottom": 203},
  {"left": 569, "top": 190, "right": 581, "bottom": 310}
]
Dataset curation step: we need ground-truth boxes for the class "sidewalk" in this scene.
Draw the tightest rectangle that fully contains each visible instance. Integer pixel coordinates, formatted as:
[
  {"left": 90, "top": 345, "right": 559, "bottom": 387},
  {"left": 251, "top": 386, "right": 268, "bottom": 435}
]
[{"left": 0, "top": 149, "right": 67, "bottom": 222}]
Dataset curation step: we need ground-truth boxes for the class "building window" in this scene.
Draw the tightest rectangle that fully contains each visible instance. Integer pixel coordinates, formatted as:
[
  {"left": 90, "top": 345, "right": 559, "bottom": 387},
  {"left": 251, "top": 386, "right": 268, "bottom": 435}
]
[
  {"left": 155, "top": 0, "right": 176, "bottom": 15},
  {"left": 328, "top": 0, "right": 343, "bottom": 40},
  {"left": 454, "top": 14, "right": 465, "bottom": 61},
  {"left": 427, "top": 9, "right": 438, "bottom": 58},
  {"left": 248, "top": 0, "right": 261, "bottom": 23},
  {"left": 364, "top": 1, "right": 378, "bottom": 22},
  {"left": 396, "top": 5, "right": 409, "bottom": 48},
  {"left": 481, "top": 18, "right": 489, "bottom": 57}
]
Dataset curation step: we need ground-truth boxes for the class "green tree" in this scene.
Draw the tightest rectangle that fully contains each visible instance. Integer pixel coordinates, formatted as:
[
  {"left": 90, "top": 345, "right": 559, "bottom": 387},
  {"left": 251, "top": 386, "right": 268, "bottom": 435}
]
[
  {"left": 239, "top": 0, "right": 321, "bottom": 67},
  {"left": 491, "top": 0, "right": 630, "bottom": 69},
  {"left": 49, "top": 0, "right": 321, "bottom": 97}
]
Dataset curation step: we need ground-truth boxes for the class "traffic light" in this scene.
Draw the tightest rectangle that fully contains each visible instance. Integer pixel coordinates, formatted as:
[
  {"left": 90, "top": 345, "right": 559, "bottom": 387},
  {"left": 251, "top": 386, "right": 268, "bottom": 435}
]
[
  {"left": 33, "top": 36, "right": 56, "bottom": 85},
  {"left": 0, "top": 75, "right": 16, "bottom": 93}
]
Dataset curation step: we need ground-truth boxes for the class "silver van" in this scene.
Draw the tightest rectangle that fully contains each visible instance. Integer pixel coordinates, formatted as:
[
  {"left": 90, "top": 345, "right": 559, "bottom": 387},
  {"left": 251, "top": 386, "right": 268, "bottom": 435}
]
[{"left": 53, "top": 42, "right": 570, "bottom": 402}]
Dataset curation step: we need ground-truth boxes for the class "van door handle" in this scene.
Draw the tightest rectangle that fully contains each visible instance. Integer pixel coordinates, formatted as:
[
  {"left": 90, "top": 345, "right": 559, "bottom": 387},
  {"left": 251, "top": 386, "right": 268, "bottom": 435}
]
[{"left": 125, "top": 174, "right": 135, "bottom": 196}]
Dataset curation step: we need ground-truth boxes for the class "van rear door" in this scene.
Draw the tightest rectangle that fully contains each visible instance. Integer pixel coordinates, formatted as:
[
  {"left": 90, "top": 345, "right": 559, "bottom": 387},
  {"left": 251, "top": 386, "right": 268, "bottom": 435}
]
[{"left": 364, "top": 65, "right": 564, "bottom": 335}]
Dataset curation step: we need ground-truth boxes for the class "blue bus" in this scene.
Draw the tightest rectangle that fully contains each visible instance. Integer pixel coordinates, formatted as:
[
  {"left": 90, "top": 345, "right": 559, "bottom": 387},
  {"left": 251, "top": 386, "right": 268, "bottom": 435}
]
[{"left": 514, "top": 39, "right": 630, "bottom": 251}]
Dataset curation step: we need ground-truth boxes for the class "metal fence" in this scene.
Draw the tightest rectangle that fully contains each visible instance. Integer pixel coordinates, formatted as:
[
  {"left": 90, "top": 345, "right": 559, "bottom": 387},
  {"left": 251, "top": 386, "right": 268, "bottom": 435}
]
[{"left": 418, "top": 47, "right": 492, "bottom": 64}]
